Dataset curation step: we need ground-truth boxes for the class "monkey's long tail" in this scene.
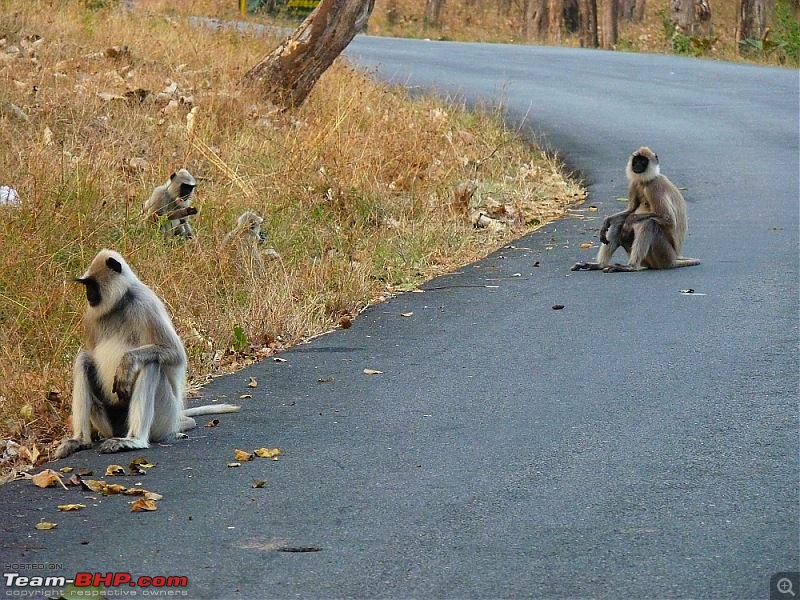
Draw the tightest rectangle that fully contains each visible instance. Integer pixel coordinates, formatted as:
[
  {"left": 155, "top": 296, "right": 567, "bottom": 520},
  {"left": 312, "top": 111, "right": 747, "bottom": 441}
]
[{"left": 184, "top": 404, "right": 240, "bottom": 417}]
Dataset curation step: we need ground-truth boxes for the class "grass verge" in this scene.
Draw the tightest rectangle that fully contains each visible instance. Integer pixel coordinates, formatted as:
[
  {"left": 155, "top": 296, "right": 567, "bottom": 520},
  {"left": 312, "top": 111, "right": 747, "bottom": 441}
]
[{"left": 0, "top": 0, "right": 584, "bottom": 479}]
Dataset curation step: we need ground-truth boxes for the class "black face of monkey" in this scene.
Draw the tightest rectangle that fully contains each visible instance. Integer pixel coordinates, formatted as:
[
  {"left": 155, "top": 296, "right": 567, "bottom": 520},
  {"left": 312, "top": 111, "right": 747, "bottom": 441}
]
[
  {"left": 77, "top": 278, "right": 101, "bottom": 307},
  {"left": 178, "top": 183, "right": 196, "bottom": 199},
  {"left": 631, "top": 154, "right": 650, "bottom": 174}
]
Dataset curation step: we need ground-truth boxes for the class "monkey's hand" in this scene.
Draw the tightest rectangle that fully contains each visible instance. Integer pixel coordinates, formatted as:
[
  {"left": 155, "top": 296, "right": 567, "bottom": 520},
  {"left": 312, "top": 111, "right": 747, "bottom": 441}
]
[
  {"left": 112, "top": 353, "right": 141, "bottom": 402},
  {"left": 599, "top": 217, "right": 611, "bottom": 244}
]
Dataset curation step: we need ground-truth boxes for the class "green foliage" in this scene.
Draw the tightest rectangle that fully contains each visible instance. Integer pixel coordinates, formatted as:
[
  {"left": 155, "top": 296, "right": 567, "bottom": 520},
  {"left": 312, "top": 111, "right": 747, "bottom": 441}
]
[
  {"left": 671, "top": 32, "right": 716, "bottom": 56},
  {"left": 231, "top": 325, "right": 249, "bottom": 353},
  {"left": 774, "top": 0, "right": 800, "bottom": 64}
]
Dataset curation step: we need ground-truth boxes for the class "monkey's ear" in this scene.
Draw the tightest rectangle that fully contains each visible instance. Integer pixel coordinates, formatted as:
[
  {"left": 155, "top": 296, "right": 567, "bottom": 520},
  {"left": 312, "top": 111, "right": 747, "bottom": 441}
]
[
  {"left": 170, "top": 172, "right": 177, "bottom": 181},
  {"left": 106, "top": 257, "right": 123, "bottom": 274}
]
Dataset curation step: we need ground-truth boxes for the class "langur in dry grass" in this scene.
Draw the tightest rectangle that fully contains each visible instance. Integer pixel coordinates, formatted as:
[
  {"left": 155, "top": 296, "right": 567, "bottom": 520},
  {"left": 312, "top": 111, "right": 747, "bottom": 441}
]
[
  {"left": 54, "top": 250, "right": 239, "bottom": 458},
  {"left": 143, "top": 169, "right": 198, "bottom": 239}
]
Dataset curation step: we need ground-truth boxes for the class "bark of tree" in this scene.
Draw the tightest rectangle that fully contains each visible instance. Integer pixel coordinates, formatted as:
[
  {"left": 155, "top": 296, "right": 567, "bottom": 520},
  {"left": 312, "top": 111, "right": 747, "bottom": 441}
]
[
  {"left": 523, "top": 0, "right": 549, "bottom": 40},
  {"left": 242, "top": 0, "right": 375, "bottom": 109},
  {"left": 600, "top": 0, "right": 618, "bottom": 48},
  {"left": 736, "top": 0, "right": 770, "bottom": 47},
  {"left": 669, "top": 0, "right": 712, "bottom": 36},
  {"left": 548, "top": 0, "right": 564, "bottom": 42},
  {"left": 620, "top": 0, "right": 645, "bottom": 21},
  {"left": 578, "top": 0, "right": 599, "bottom": 47},
  {"left": 424, "top": 0, "right": 446, "bottom": 27}
]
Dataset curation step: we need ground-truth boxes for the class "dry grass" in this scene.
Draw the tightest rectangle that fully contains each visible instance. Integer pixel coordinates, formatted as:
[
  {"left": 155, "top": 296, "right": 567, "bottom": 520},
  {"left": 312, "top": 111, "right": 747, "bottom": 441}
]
[{"left": 0, "top": 0, "right": 584, "bottom": 476}]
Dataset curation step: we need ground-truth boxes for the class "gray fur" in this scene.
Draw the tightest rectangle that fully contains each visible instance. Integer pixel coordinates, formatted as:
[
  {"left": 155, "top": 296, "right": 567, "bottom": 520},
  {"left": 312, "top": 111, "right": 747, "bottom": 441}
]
[{"left": 142, "top": 169, "right": 198, "bottom": 238}]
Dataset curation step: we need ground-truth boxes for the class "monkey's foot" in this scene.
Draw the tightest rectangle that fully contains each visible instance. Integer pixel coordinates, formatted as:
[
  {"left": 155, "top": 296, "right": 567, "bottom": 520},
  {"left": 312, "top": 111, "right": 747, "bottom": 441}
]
[
  {"left": 602, "top": 264, "right": 638, "bottom": 273},
  {"left": 54, "top": 438, "right": 91, "bottom": 459},
  {"left": 99, "top": 437, "right": 150, "bottom": 454},
  {"left": 571, "top": 262, "right": 603, "bottom": 271}
]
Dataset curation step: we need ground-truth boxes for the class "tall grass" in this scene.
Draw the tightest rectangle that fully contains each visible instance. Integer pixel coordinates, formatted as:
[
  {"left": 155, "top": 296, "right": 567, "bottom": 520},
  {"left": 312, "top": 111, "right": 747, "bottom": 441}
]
[{"left": 0, "top": 1, "right": 583, "bottom": 469}]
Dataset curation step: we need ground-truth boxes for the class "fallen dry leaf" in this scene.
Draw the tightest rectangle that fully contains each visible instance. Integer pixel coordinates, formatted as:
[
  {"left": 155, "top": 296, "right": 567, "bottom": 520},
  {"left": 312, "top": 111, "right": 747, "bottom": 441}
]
[
  {"left": 234, "top": 449, "right": 254, "bottom": 462},
  {"left": 204, "top": 419, "right": 220, "bottom": 428},
  {"left": 35, "top": 522, "right": 57, "bottom": 530},
  {"left": 102, "top": 483, "right": 126, "bottom": 495},
  {"left": 400, "top": 312, "right": 413, "bottom": 317},
  {"left": 254, "top": 447, "right": 282, "bottom": 459},
  {"left": 580, "top": 242, "right": 593, "bottom": 249},
  {"left": 58, "top": 467, "right": 73, "bottom": 474},
  {"left": 248, "top": 377, "right": 258, "bottom": 388},
  {"left": 105, "top": 465, "right": 125, "bottom": 477},
  {"left": 145, "top": 492, "right": 163, "bottom": 501},
  {"left": 227, "top": 462, "right": 242, "bottom": 468},
  {"left": 339, "top": 316, "right": 352, "bottom": 329},
  {"left": 130, "top": 498, "right": 157, "bottom": 512},
  {"left": 273, "top": 357, "right": 287, "bottom": 363},
  {"left": 31, "top": 469, "right": 65, "bottom": 489},
  {"left": 252, "top": 480, "right": 267, "bottom": 489},
  {"left": 239, "top": 394, "right": 252, "bottom": 400},
  {"left": 57, "top": 504, "right": 86, "bottom": 512},
  {"left": 81, "top": 479, "right": 107, "bottom": 492},
  {"left": 363, "top": 368, "right": 383, "bottom": 375},
  {"left": 129, "top": 457, "right": 155, "bottom": 469}
]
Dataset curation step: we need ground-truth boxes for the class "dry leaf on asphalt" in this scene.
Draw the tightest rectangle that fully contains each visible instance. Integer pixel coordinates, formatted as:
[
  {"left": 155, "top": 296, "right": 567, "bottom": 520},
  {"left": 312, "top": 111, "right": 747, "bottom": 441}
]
[
  {"left": 227, "top": 462, "right": 242, "bottom": 468},
  {"left": 252, "top": 480, "right": 267, "bottom": 488},
  {"left": 248, "top": 377, "right": 258, "bottom": 388},
  {"left": 130, "top": 498, "right": 157, "bottom": 512},
  {"left": 57, "top": 504, "right": 86, "bottom": 512},
  {"left": 105, "top": 465, "right": 125, "bottom": 477},
  {"left": 234, "top": 449, "right": 254, "bottom": 462},
  {"left": 400, "top": 312, "right": 413, "bottom": 317},
  {"left": 35, "top": 522, "right": 57, "bottom": 530},
  {"left": 204, "top": 419, "right": 220, "bottom": 428},
  {"left": 363, "top": 368, "right": 383, "bottom": 375},
  {"left": 31, "top": 469, "right": 66, "bottom": 489},
  {"left": 254, "top": 447, "right": 282, "bottom": 459},
  {"left": 580, "top": 242, "right": 593, "bottom": 249}
]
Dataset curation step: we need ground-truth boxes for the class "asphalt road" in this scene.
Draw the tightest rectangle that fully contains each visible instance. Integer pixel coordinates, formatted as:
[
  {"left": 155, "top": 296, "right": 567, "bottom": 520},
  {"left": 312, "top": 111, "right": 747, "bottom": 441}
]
[{"left": 1, "top": 38, "right": 798, "bottom": 600}]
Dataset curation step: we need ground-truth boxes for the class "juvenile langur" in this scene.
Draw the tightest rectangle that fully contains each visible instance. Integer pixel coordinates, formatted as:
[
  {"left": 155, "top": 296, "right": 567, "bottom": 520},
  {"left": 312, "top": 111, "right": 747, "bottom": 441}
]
[
  {"left": 221, "top": 211, "right": 268, "bottom": 248},
  {"left": 221, "top": 211, "right": 271, "bottom": 273},
  {"left": 143, "top": 169, "right": 198, "bottom": 238},
  {"left": 54, "top": 249, "right": 239, "bottom": 459},
  {"left": 572, "top": 147, "right": 700, "bottom": 272}
]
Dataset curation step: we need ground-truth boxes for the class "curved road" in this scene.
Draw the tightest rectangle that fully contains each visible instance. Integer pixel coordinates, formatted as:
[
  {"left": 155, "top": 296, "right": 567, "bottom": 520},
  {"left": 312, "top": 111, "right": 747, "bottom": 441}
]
[{"left": 1, "top": 38, "right": 797, "bottom": 599}]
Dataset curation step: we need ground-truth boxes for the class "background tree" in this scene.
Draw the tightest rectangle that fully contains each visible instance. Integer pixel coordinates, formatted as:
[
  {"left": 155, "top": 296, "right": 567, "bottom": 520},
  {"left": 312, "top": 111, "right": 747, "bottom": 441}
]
[
  {"left": 600, "top": 0, "right": 618, "bottom": 47},
  {"left": 549, "top": 0, "right": 564, "bottom": 41},
  {"left": 670, "top": 0, "right": 712, "bottom": 36},
  {"left": 620, "top": 0, "right": 646, "bottom": 22},
  {"left": 523, "top": 0, "right": 549, "bottom": 40},
  {"left": 424, "top": 0, "right": 446, "bottom": 27},
  {"left": 578, "top": 0, "right": 599, "bottom": 47},
  {"left": 737, "top": 0, "right": 771, "bottom": 49},
  {"left": 242, "top": 0, "right": 375, "bottom": 108}
]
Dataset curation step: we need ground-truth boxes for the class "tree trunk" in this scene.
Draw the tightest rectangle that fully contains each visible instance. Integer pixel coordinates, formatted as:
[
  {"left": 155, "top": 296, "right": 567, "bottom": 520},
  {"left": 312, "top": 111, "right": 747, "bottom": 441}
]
[
  {"left": 548, "top": 0, "right": 564, "bottom": 42},
  {"left": 601, "top": 0, "right": 618, "bottom": 48},
  {"left": 424, "top": 0, "right": 446, "bottom": 27},
  {"left": 670, "top": 0, "right": 712, "bottom": 36},
  {"left": 619, "top": 0, "right": 646, "bottom": 22},
  {"left": 578, "top": 0, "right": 599, "bottom": 47},
  {"left": 634, "top": 0, "right": 646, "bottom": 22},
  {"left": 737, "top": 0, "right": 769, "bottom": 47},
  {"left": 523, "top": 0, "right": 549, "bottom": 40},
  {"left": 242, "top": 0, "right": 375, "bottom": 109}
]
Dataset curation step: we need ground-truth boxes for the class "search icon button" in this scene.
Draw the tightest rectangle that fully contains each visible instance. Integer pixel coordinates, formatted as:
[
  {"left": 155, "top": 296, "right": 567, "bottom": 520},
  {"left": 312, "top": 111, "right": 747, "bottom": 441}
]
[{"left": 772, "top": 572, "right": 800, "bottom": 600}]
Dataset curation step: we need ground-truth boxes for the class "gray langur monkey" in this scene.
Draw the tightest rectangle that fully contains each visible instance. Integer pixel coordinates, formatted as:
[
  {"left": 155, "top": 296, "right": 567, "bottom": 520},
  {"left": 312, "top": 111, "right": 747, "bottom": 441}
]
[
  {"left": 221, "top": 211, "right": 268, "bottom": 248},
  {"left": 572, "top": 147, "right": 700, "bottom": 273},
  {"left": 54, "top": 249, "right": 239, "bottom": 459},
  {"left": 221, "top": 211, "right": 277, "bottom": 274},
  {"left": 143, "top": 169, "right": 198, "bottom": 239}
]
